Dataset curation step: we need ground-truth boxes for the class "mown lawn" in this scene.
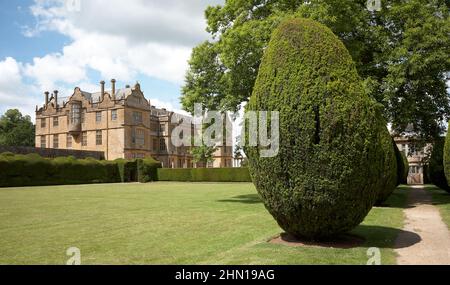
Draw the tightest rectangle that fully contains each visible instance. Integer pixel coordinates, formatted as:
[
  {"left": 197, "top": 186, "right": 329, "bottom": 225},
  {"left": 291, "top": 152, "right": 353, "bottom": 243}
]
[
  {"left": 0, "top": 182, "right": 408, "bottom": 265},
  {"left": 426, "top": 185, "right": 450, "bottom": 228}
]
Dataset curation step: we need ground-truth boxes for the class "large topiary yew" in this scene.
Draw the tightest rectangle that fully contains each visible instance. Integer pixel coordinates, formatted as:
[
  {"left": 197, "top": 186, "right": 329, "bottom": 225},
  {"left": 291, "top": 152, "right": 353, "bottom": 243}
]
[
  {"left": 442, "top": 132, "right": 450, "bottom": 192},
  {"left": 429, "top": 137, "right": 449, "bottom": 192},
  {"left": 375, "top": 132, "right": 398, "bottom": 205},
  {"left": 244, "top": 18, "right": 387, "bottom": 239}
]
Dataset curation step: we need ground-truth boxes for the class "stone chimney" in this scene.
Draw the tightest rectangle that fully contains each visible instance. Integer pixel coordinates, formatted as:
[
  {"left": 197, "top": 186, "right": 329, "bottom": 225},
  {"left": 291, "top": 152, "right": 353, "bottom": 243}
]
[
  {"left": 44, "top": 91, "right": 49, "bottom": 105},
  {"left": 53, "top": 90, "right": 58, "bottom": 107},
  {"left": 100, "top": 80, "right": 105, "bottom": 96},
  {"left": 111, "top": 79, "right": 116, "bottom": 99}
]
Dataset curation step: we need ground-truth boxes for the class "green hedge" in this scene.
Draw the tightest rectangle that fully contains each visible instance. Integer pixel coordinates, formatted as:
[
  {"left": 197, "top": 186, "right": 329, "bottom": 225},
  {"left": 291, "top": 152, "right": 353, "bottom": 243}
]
[
  {"left": 0, "top": 153, "right": 116, "bottom": 187},
  {"left": 244, "top": 17, "right": 387, "bottom": 239},
  {"left": 157, "top": 168, "right": 251, "bottom": 182},
  {"left": 0, "top": 153, "right": 161, "bottom": 187},
  {"left": 115, "top": 159, "right": 138, "bottom": 182},
  {"left": 428, "top": 137, "right": 449, "bottom": 192},
  {"left": 0, "top": 152, "right": 247, "bottom": 186},
  {"left": 137, "top": 158, "right": 162, "bottom": 182}
]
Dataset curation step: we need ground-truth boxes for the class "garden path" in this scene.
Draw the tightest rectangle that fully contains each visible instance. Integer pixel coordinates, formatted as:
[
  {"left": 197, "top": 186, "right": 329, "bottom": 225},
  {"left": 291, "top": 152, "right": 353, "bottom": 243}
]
[{"left": 395, "top": 185, "right": 450, "bottom": 264}]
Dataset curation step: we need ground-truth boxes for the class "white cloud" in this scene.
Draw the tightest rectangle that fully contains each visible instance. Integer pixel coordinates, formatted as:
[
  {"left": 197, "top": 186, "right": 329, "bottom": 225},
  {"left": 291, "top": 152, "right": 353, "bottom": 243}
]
[
  {"left": 21, "top": 0, "right": 223, "bottom": 86},
  {"left": 150, "top": 98, "right": 190, "bottom": 116},
  {"left": 0, "top": 57, "right": 40, "bottom": 120},
  {"left": 1, "top": 0, "right": 225, "bottom": 121}
]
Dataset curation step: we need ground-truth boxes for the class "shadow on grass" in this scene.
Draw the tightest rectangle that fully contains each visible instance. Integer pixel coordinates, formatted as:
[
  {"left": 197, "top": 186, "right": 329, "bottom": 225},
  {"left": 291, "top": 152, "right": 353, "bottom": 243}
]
[
  {"left": 352, "top": 225, "right": 421, "bottom": 249},
  {"left": 217, "top": 194, "right": 262, "bottom": 204},
  {"left": 376, "top": 186, "right": 413, "bottom": 209},
  {"left": 270, "top": 225, "right": 420, "bottom": 250},
  {"left": 424, "top": 185, "right": 450, "bottom": 206}
]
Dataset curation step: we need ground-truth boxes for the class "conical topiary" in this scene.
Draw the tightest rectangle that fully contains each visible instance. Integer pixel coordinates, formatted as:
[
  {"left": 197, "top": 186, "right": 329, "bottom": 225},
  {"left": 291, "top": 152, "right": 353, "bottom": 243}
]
[{"left": 245, "top": 18, "right": 387, "bottom": 239}]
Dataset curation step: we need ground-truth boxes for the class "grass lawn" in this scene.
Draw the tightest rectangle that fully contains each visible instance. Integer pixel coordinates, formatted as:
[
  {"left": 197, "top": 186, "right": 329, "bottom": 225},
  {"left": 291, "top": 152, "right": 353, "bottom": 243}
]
[
  {"left": 426, "top": 185, "right": 450, "bottom": 228},
  {"left": 0, "top": 182, "right": 408, "bottom": 265}
]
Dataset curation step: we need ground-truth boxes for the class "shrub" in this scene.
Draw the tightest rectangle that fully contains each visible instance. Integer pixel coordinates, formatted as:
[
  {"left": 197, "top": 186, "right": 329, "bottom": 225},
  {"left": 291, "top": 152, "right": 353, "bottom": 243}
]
[
  {"left": 115, "top": 159, "right": 138, "bottom": 182},
  {"left": 157, "top": 168, "right": 251, "bottom": 182},
  {"left": 375, "top": 130, "right": 398, "bottom": 205},
  {"left": 393, "top": 142, "right": 407, "bottom": 185},
  {"left": 400, "top": 151, "right": 409, "bottom": 184},
  {"left": 191, "top": 168, "right": 251, "bottom": 182},
  {"left": 0, "top": 153, "right": 162, "bottom": 187},
  {"left": 137, "top": 158, "right": 162, "bottom": 182},
  {"left": 244, "top": 18, "right": 386, "bottom": 239},
  {"left": 429, "top": 137, "right": 449, "bottom": 192},
  {"left": 157, "top": 168, "right": 193, "bottom": 182}
]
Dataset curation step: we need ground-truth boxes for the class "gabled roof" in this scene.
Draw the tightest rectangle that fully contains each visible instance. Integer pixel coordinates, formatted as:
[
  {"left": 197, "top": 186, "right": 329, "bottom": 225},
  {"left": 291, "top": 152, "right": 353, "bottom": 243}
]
[{"left": 80, "top": 87, "right": 133, "bottom": 103}]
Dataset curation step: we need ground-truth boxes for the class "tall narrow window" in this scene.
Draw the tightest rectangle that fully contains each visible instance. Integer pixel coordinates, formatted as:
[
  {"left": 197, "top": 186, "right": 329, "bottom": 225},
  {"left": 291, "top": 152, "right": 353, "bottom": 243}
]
[
  {"left": 96, "top": 130, "right": 102, "bottom": 145},
  {"left": 40, "top": 136, "right": 46, "bottom": 148},
  {"left": 82, "top": 132, "right": 88, "bottom": 146},
  {"left": 111, "top": 109, "right": 117, "bottom": 121},
  {"left": 159, "top": 124, "right": 165, "bottom": 133},
  {"left": 53, "top": 135, "right": 59, "bottom": 149},
  {"left": 66, "top": 134, "right": 72, "bottom": 148},
  {"left": 70, "top": 103, "right": 81, "bottom": 125},
  {"left": 160, "top": 138, "right": 166, "bottom": 151},
  {"left": 80, "top": 110, "right": 85, "bottom": 123},
  {"left": 136, "top": 129, "right": 145, "bottom": 146},
  {"left": 133, "top": 111, "right": 142, "bottom": 124},
  {"left": 41, "top": 118, "right": 46, "bottom": 128},
  {"left": 96, "top": 111, "right": 102, "bottom": 122},
  {"left": 131, "top": 128, "right": 136, "bottom": 144},
  {"left": 53, "top": 117, "right": 59, "bottom": 127}
]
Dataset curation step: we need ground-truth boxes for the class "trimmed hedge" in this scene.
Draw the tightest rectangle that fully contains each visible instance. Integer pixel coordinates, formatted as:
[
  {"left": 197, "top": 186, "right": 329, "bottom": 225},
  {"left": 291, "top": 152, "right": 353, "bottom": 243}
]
[
  {"left": 0, "top": 152, "right": 248, "bottom": 186},
  {"left": 137, "top": 158, "right": 162, "bottom": 182},
  {"left": 0, "top": 153, "right": 118, "bottom": 187},
  {"left": 393, "top": 142, "right": 409, "bottom": 185},
  {"left": 400, "top": 151, "right": 409, "bottom": 184},
  {"left": 244, "top": 18, "right": 386, "bottom": 239},
  {"left": 115, "top": 159, "right": 138, "bottom": 182},
  {"left": 157, "top": 168, "right": 251, "bottom": 182},
  {"left": 428, "top": 137, "right": 449, "bottom": 192},
  {"left": 375, "top": 129, "right": 398, "bottom": 205},
  {"left": 0, "top": 153, "right": 160, "bottom": 187},
  {"left": 158, "top": 168, "right": 193, "bottom": 181}
]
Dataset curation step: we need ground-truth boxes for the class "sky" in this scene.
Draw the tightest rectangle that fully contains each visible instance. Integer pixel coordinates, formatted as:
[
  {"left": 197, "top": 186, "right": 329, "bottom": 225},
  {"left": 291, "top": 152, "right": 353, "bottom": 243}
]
[{"left": 0, "top": 0, "right": 225, "bottom": 120}]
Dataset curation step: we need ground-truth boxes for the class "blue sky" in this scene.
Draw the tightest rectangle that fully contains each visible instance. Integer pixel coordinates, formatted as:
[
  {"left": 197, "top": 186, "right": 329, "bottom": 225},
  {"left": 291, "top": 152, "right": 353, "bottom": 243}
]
[
  {"left": 0, "top": 0, "right": 223, "bottom": 118},
  {"left": 0, "top": 1, "right": 68, "bottom": 63}
]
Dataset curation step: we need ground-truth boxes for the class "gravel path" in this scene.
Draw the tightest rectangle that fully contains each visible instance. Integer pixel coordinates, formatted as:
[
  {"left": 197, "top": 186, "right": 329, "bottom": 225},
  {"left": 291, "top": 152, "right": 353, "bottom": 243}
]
[{"left": 395, "top": 185, "right": 450, "bottom": 265}]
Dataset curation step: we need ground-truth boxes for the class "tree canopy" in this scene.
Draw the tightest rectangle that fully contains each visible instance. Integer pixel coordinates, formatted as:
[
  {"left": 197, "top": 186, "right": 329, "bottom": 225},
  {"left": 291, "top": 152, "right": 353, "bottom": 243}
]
[
  {"left": 181, "top": 0, "right": 450, "bottom": 140},
  {"left": 190, "top": 144, "right": 217, "bottom": 167},
  {"left": 0, "top": 109, "right": 35, "bottom": 147}
]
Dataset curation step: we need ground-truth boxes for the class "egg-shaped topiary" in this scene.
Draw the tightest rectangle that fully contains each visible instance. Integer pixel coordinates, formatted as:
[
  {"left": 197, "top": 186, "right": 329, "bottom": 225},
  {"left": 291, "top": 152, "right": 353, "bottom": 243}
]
[
  {"left": 437, "top": 136, "right": 450, "bottom": 192},
  {"left": 393, "top": 141, "right": 407, "bottom": 185},
  {"left": 244, "top": 18, "right": 387, "bottom": 239},
  {"left": 375, "top": 129, "right": 398, "bottom": 205}
]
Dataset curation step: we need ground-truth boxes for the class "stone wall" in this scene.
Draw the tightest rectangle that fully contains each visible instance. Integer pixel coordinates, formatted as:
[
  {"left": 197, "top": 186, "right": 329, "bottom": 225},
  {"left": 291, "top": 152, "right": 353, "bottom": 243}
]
[{"left": 0, "top": 146, "right": 105, "bottom": 160}]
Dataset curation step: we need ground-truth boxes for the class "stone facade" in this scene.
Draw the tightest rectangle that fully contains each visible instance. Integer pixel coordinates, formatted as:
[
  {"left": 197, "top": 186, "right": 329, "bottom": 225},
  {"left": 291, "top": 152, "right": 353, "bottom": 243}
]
[
  {"left": 394, "top": 136, "right": 431, "bottom": 185},
  {"left": 35, "top": 80, "right": 233, "bottom": 168}
]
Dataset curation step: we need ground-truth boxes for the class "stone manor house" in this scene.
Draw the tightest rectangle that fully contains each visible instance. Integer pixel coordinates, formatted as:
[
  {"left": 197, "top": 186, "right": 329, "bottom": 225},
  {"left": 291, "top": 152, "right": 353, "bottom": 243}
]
[
  {"left": 394, "top": 136, "right": 431, "bottom": 185},
  {"left": 35, "top": 80, "right": 233, "bottom": 168}
]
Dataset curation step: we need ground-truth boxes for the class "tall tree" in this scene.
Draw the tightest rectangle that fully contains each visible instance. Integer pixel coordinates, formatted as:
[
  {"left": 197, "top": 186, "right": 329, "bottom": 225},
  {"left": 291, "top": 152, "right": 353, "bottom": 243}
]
[
  {"left": 181, "top": 0, "right": 450, "bottom": 140},
  {"left": 191, "top": 144, "right": 217, "bottom": 167},
  {"left": 0, "top": 109, "right": 35, "bottom": 147}
]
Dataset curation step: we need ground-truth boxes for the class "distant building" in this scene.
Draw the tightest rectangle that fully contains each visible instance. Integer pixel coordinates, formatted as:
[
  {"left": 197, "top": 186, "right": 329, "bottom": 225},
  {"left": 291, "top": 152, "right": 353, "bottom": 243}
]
[
  {"left": 35, "top": 80, "right": 233, "bottom": 168},
  {"left": 394, "top": 136, "right": 431, "bottom": 185}
]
